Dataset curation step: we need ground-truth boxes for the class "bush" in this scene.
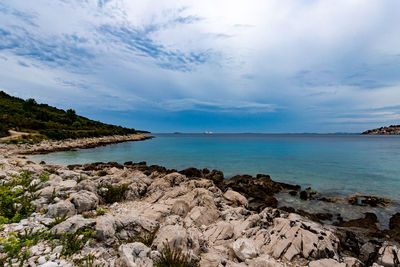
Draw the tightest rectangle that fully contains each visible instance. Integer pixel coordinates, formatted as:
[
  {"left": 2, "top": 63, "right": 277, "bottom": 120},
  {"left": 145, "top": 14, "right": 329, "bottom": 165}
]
[
  {"left": 0, "top": 123, "right": 9, "bottom": 138},
  {"left": 0, "top": 171, "right": 41, "bottom": 223},
  {"left": 153, "top": 242, "right": 200, "bottom": 267},
  {"left": 98, "top": 184, "right": 128, "bottom": 204}
]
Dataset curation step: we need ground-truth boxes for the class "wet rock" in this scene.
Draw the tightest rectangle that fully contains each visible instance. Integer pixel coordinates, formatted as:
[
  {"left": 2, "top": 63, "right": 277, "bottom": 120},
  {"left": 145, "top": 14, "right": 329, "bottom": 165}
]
[
  {"left": 347, "top": 194, "right": 391, "bottom": 207},
  {"left": 205, "top": 169, "right": 225, "bottom": 189},
  {"left": 225, "top": 174, "right": 280, "bottom": 211},
  {"left": 179, "top": 167, "right": 203, "bottom": 178},
  {"left": 232, "top": 238, "right": 259, "bottom": 261},
  {"left": 47, "top": 200, "right": 76, "bottom": 217},
  {"left": 389, "top": 213, "right": 400, "bottom": 231},
  {"left": 70, "top": 190, "right": 99, "bottom": 213},
  {"left": 336, "top": 213, "right": 379, "bottom": 230},
  {"left": 315, "top": 212, "right": 333, "bottom": 221},
  {"left": 300, "top": 190, "right": 308, "bottom": 200}
]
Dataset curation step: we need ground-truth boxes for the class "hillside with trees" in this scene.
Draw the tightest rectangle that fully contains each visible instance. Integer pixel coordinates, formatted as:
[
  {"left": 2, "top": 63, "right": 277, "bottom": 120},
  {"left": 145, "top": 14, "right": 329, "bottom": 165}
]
[{"left": 0, "top": 91, "right": 146, "bottom": 140}]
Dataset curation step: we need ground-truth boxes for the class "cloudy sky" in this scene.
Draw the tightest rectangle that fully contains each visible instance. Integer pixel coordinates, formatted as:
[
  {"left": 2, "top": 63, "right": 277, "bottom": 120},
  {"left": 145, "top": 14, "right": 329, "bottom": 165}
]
[{"left": 1, "top": 0, "right": 400, "bottom": 133}]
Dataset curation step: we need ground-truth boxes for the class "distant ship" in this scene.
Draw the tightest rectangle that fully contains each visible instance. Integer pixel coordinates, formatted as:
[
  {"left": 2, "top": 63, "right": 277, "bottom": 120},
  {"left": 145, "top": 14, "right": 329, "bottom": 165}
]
[{"left": 204, "top": 131, "right": 213, "bottom": 134}]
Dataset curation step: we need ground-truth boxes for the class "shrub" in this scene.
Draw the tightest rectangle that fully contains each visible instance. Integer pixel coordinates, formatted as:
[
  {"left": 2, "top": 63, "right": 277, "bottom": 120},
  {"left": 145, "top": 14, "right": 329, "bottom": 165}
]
[
  {"left": 0, "top": 171, "right": 41, "bottom": 223},
  {"left": 0, "top": 228, "right": 43, "bottom": 266},
  {"left": 153, "top": 242, "right": 200, "bottom": 267},
  {"left": 98, "top": 184, "right": 128, "bottom": 204},
  {"left": 60, "top": 227, "right": 95, "bottom": 257}
]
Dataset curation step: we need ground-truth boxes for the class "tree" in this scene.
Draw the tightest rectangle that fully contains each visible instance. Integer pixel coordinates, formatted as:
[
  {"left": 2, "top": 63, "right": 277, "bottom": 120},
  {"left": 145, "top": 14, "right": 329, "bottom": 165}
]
[
  {"left": 66, "top": 109, "right": 77, "bottom": 122},
  {"left": 23, "top": 98, "right": 37, "bottom": 112}
]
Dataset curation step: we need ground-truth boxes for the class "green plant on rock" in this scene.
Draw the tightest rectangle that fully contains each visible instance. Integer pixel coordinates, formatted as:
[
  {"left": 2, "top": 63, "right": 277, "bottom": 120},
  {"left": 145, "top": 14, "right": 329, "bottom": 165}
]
[
  {"left": 60, "top": 227, "right": 95, "bottom": 257},
  {"left": 74, "top": 254, "right": 105, "bottom": 267},
  {"left": 98, "top": 183, "right": 128, "bottom": 204},
  {"left": 117, "top": 227, "right": 158, "bottom": 247},
  {"left": 153, "top": 242, "right": 200, "bottom": 267},
  {"left": 0, "top": 171, "right": 41, "bottom": 223},
  {"left": 41, "top": 213, "right": 69, "bottom": 229},
  {"left": 0, "top": 228, "right": 43, "bottom": 266}
]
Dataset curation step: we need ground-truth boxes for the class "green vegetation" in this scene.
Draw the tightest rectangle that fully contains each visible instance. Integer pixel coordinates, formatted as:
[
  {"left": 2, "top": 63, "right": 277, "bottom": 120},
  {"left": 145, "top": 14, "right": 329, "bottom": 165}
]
[
  {"left": 74, "top": 254, "right": 105, "bottom": 267},
  {"left": 98, "top": 183, "right": 128, "bottom": 204},
  {"left": 41, "top": 213, "right": 69, "bottom": 229},
  {"left": 116, "top": 227, "right": 158, "bottom": 248},
  {"left": 59, "top": 227, "right": 95, "bottom": 257},
  {"left": 0, "top": 91, "right": 148, "bottom": 140},
  {"left": 0, "top": 228, "right": 45, "bottom": 266},
  {"left": 153, "top": 242, "right": 200, "bottom": 267},
  {"left": 0, "top": 171, "right": 42, "bottom": 224},
  {"left": 0, "top": 226, "right": 95, "bottom": 265}
]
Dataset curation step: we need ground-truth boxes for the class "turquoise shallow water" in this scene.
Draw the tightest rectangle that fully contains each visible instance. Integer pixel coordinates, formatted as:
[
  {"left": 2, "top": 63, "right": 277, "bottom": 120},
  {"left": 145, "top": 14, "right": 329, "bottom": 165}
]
[
  {"left": 31, "top": 133, "right": 400, "bottom": 201},
  {"left": 30, "top": 133, "right": 400, "bottom": 227}
]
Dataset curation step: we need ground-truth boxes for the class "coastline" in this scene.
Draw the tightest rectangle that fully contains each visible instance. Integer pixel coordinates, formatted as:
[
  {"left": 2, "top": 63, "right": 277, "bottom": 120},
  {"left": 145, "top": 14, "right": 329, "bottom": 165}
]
[
  {"left": 0, "top": 134, "right": 153, "bottom": 155},
  {"left": 0, "top": 136, "right": 399, "bottom": 266}
]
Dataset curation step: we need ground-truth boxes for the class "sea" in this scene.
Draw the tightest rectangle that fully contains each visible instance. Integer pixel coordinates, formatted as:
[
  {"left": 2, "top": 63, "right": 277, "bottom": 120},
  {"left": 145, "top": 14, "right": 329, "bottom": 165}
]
[{"left": 30, "top": 133, "right": 400, "bottom": 228}]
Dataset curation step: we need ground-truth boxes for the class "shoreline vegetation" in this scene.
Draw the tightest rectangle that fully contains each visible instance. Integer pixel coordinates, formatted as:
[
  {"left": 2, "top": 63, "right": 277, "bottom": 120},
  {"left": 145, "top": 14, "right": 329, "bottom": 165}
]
[
  {"left": 0, "top": 136, "right": 399, "bottom": 266},
  {"left": 0, "top": 91, "right": 149, "bottom": 142}
]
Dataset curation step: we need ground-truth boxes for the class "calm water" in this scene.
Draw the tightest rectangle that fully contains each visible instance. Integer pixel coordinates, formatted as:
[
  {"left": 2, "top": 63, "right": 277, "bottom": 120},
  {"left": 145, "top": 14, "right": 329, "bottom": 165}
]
[{"left": 31, "top": 134, "right": 400, "bottom": 226}]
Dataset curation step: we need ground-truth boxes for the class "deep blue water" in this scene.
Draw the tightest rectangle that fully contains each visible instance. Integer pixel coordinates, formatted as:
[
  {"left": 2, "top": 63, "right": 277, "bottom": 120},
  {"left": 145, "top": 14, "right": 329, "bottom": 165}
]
[{"left": 31, "top": 134, "right": 400, "bottom": 201}]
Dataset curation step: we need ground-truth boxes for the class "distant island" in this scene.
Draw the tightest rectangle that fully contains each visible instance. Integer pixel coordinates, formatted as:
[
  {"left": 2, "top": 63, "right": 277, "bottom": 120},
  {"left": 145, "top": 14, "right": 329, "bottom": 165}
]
[
  {"left": 362, "top": 125, "right": 400, "bottom": 135},
  {"left": 0, "top": 91, "right": 149, "bottom": 142}
]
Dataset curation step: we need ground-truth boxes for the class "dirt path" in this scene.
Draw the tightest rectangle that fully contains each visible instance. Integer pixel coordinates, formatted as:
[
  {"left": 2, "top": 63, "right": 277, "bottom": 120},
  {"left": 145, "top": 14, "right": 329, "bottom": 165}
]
[{"left": 0, "top": 130, "right": 33, "bottom": 141}]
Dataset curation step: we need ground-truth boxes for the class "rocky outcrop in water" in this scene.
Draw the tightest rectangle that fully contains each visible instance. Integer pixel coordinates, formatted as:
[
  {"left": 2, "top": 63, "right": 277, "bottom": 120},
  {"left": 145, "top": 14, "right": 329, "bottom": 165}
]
[{"left": 362, "top": 125, "right": 400, "bottom": 135}]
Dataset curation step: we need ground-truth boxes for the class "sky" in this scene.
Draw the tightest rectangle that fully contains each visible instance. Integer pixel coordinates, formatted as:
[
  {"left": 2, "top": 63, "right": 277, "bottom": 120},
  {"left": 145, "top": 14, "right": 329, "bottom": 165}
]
[{"left": 1, "top": 0, "right": 400, "bottom": 133}]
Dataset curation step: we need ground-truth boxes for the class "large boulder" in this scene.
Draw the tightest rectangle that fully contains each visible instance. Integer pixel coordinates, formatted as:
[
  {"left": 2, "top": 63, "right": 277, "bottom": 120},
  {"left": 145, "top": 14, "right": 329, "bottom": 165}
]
[
  {"left": 47, "top": 200, "right": 76, "bottom": 217},
  {"left": 232, "top": 238, "right": 259, "bottom": 261},
  {"left": 70, "top": 190, "right": 99, "bottom": 213}
]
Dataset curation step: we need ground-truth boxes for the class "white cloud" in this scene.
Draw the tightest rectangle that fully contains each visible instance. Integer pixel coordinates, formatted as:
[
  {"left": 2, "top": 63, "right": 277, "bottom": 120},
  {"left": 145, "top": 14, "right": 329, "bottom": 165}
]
[{"left": 0, "top": 0, "right": 400, "bottom": 131}]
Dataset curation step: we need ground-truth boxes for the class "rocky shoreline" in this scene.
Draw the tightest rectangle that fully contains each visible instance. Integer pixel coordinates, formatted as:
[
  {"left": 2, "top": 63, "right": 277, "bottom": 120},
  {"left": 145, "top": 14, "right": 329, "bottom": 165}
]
[
  {"left": 0, "top": 136, "right": 399, "bottom": 266},
  {"left": 8, "top": 134, "right": 153, "bottom": 155}
]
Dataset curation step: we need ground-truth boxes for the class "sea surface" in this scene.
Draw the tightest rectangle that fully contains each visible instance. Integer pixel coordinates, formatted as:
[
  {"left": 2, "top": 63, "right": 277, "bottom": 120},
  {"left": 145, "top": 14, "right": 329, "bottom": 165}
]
[{"left": 31, "top": 133, "right": 400, "bottom": 227}]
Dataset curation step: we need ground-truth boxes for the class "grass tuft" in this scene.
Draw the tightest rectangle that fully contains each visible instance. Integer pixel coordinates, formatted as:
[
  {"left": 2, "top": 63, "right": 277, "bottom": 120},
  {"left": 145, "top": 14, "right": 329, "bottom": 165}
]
[{"left": 153, "top": 242, "right": 200, "bottom": 267}]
